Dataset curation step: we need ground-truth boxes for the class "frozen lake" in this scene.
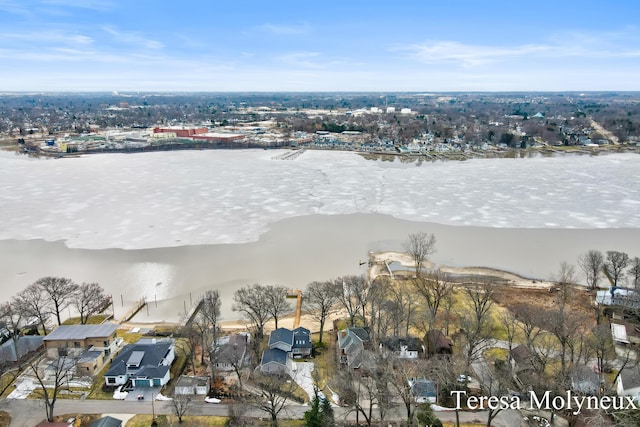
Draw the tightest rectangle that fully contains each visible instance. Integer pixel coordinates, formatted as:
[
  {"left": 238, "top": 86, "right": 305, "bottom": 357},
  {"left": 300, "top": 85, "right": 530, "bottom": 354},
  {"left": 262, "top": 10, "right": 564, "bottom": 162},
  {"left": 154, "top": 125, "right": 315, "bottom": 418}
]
[
  {"left": 1, "top": 149, "right": 639, "bottom": 321},
  {"left": 1, "top": 150, "right": 639, "bottom": 249}
]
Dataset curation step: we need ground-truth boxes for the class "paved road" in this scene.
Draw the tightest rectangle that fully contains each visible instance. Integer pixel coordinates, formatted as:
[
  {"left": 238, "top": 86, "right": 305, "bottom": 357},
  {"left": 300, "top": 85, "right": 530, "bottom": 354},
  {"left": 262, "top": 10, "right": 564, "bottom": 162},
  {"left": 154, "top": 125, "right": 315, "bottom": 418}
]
[{"left": 0, "top": 398, "right": 529, "bottom": 426}]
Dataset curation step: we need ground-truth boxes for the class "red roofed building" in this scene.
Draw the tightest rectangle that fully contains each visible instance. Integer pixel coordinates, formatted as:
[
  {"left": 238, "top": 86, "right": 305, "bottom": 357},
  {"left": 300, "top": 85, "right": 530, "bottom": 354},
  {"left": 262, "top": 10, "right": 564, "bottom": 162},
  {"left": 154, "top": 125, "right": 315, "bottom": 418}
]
[{"left": 153, "top": 127, "right": 208, "bottom": 137}]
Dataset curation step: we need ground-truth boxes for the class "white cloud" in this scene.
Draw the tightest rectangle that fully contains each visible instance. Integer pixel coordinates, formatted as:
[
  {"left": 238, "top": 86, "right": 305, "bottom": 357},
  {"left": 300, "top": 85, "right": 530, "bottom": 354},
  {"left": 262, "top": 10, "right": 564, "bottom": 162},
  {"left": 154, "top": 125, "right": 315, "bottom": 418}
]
[
  {"left": 277, "top": 51, "right": 324, "bottom": 69},
  {"left": 400, "top": 29, "right": 640, "bottom": 67},
  {"left": 260, "top": 22, "right": 311, "bottom": 36},
  {"left": 39, "top": 0, "right": 114, "bottom": 12},
  {"left": 102, "top": 25, "right": 164, "bottom": 50},
  {"left": 0, "top": 0, "right": 33, "bottom": 16},
  {"left": 0, "top": 30, "right": 94, "bottom": 46}
]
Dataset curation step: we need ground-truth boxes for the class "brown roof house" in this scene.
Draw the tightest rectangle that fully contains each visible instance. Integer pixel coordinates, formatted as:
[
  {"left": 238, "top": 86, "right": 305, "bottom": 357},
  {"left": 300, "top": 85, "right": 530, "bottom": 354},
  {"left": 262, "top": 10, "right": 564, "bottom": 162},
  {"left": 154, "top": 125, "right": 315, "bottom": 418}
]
[{"left": 425, "top": 330, "right": 453, "bottom": 356}]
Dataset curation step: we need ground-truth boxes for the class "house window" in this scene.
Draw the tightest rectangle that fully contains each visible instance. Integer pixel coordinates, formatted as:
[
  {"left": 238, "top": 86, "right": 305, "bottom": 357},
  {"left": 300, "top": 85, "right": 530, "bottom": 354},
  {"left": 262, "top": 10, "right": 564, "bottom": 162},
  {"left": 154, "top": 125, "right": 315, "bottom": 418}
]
[
  {"left": 107, "top": 377, "right": 116, "bottom": 385},
  {"left": 73, "top": 341, "right": 80, "bottom": 348},
  {"left": 103, "top": 340, "right": 109, "bottom": 346}
]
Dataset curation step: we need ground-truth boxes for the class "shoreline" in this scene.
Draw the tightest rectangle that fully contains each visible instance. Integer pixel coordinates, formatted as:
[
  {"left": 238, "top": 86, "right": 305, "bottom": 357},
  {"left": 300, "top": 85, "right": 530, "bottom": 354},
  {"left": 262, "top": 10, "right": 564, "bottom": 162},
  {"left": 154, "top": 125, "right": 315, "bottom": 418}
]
[{"left": 2, "top": 213, "right": 639, "bottom": 323}]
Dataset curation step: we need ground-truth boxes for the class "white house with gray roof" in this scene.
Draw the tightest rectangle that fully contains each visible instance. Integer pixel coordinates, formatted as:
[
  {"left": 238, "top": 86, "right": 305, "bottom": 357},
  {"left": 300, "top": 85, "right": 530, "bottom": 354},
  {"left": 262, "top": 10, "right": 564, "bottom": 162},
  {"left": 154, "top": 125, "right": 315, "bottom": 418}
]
[{"left": 104, "top": 338, "right": 175, "bottom": 388}]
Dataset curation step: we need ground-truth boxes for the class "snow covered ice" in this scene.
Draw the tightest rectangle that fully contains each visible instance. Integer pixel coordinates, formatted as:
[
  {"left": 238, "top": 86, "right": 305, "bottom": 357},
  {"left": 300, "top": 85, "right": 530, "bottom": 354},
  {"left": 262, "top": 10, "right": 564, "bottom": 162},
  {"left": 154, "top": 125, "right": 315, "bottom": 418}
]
[{"left": 0, "top": 150, "right": 638, "bottom": 250}]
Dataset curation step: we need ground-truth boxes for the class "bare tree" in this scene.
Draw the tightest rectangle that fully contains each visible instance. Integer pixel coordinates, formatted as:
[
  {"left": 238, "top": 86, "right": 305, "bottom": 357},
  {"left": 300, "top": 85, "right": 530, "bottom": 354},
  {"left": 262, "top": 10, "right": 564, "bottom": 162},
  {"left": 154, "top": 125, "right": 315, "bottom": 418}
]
[
  {"left": 548, "top": 262, "right": 585, "bottom": 386},
  {"left": 264, "top": 285, "right": 291, "bottom": 330},
  {"left": 306, "top": 280, "right": 340, "bottom": 345},
  {"left": 388, "top": 358, "right": 430, "bottom": 426},
  {"left": 171, "top": 393, "right": 191, "bottom": 423},
  {"left": 14, "top": 283, "right": 51, "bottom": 334},
  {"left": 629, "top": 257, "right": 640, "bottom": 291},
  {"left": 402, "top": 232, "right": 437, "bottom": 277},
  {"left": 0, "top": 302, "right": 25, "bottom": 370},
  {"left": 413, "top": 269, "right": 453, "bottom": 351},
  {"left": 512, "top": 304, "right": 543, "bottom": 350},
  {"left": 71, "top": 282, "right": 106, "bottom": 324},
  {"left": 460, "top": 282, "right": 495, "bottom": 371},
  {"left": 578, "top": 250, "right": 604, "bottom": 290},
  {"left": 217, "top": 336, "right": 247, "bottom": 389},
  {"left": 233, "top": 284, "right": 272, "bottom": 339},
  {"left": 34, "top": 277, "right": 79, "bottom": 326},
  {"left": 366, "top": 277, "right": 391, "bottom": 344},
  {"left": 498, "top": 310, "right": 518, "bottom": 363},
  {"left": 192, "top": 290, "right": 221, "bottom": 377},
  {"left": 605, "top": 251, "right": 630, "bottom": 288},
  {"left": 336, "top": 275, "right": 366, "bottom": 327},
  {"left": 29, "top": 355, "right": 78, "bottom": 422},
  {"left": 249, "top": 371, "right": 298, "bottom": 427},
  {"left": 587, "top": 324, "right": 616, "bottom": 391},
  {"left": 333, "top": 352, "right": 386, "bottom": 427}
]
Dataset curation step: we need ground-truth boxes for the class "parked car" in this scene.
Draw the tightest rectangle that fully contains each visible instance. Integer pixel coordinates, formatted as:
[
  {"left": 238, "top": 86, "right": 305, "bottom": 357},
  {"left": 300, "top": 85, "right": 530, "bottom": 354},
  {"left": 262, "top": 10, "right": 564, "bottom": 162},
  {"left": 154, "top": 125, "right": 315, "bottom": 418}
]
[{"left": 205, "top": 397, "right": 221, "bottom": 404}]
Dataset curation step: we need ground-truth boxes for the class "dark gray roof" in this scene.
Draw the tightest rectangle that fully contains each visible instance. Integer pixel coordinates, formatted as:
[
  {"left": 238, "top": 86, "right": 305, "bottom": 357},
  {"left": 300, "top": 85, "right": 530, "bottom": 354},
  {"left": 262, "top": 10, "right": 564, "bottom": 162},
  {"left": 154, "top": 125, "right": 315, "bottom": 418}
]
[
  {"left": 217, "top": 334, "right": 247, "bottom": 365},
  {"left": 412, "top": 379, "right": 436, "bottom": 397},
  {"left": 137, "top": 365, "right": 170, "bottom": 379},
  {"left": 44, "top": 323, "right": 118, "bottom": 341},
  {"left": 0, "top": 336, "right": 43, "bottom": 363},
  {"left": 90, "top": 416, "right": 123, "bottom": 427},
  {"left": 571, "top": 365, "right": 600, "bottom": 395},
  {"left": 382, "top": 336, "right": 421, "bottom": 352},
  {"left": 350, "top": 327, "right": 369, "bottom": 342},
  {"left": 261, "top": 348, "right": 287, "bottom": 366},
  {"left": 293, "top": 327, "right": 312, "bottom": 349},
  {"left": 176, "top": 375, "right": 209, "bottom": 388},
  {"left": 269, "top": 328, "right": 293, "bottom": 347},
  {"left": 105, "top": 338, "right": 173, "bottom": 377},
  {"left": 619, "top": 367, "right": 640, "bottom": 391}
]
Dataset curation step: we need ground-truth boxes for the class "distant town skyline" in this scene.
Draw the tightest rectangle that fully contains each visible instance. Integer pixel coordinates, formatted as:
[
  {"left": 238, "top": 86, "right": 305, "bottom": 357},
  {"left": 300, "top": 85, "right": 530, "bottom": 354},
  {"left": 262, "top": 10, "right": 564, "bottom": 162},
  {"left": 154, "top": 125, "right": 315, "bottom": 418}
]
[{"left": 1, "top": 0, "right": 640, "bottom": 92}]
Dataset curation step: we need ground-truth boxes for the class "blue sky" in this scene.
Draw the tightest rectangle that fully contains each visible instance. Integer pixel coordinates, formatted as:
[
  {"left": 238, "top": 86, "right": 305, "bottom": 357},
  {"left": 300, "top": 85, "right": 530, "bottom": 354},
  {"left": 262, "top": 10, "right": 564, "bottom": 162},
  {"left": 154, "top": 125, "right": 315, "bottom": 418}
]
[{"left": 1, "top": 0, "right": 639, "bottom": 91}]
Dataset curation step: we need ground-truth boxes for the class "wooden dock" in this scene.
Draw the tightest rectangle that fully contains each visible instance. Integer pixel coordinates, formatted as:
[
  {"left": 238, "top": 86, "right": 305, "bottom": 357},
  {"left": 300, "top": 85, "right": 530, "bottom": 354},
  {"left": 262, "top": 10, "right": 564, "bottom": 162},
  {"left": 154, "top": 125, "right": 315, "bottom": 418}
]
[{"left": 287, "top": 289, "right": 303, "bottom": 328}]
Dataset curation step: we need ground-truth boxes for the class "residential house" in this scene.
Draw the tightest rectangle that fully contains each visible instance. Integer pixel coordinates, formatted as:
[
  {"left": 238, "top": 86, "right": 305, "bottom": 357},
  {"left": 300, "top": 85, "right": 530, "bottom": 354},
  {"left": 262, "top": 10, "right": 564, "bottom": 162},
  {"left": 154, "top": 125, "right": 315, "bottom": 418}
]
[
  {"left": 408, "top": 378, "right": 437, "bottom": 403},
  {"left": 43, "top": 324, "right": 120, "bottom": 376},
  {"left": 612, "top": 322, "right": 640, "bottom": 346},
  {"left": 425, "top": 330, "right": 453, "bottom": 356},
  {"left": 337, "top": 327, "right": 369, "bottom": 369},
  {"left": 175, "top": 375, "right": 210, "bottom": 395},
  {"left": 380, "top": 336, "right": 421, "bottom": 359},
  {"left": 260, "top": 348, "right": 289, "bottom": 374},
  {"left": 611, "top": 323, "right": 630, "bottom": 345},
  {"left": 510, "top": 345, "right": 535, "bottom": 373},
  {"left": 215, "top": 334, "right": 248, "bottom": 371},
  {"left": 617, "top": 367, "right": 640, "bottom": 403},
  {"left": 104, "top": 338, "right": 175, "bottom": 388},
  {"left": 43, "top": 324, "right": 119, "bottom": 359},
  {"left": 571, "top": 365, "right": 601, "bottom": 395},
  {"left": 269, "top": 328, "right": 294, "bottom": 353},
  {"left": 0, "top": 336, "right": 43, "bottom": 367},
  {"left": 259, "top": 326, "right": 312, "bottom": 373},
  {"left": 76, "top": 350, "right": 105, "bottom": 377},
  {"left": 292, "top": 327, "right": 312, "bottom": 358}
]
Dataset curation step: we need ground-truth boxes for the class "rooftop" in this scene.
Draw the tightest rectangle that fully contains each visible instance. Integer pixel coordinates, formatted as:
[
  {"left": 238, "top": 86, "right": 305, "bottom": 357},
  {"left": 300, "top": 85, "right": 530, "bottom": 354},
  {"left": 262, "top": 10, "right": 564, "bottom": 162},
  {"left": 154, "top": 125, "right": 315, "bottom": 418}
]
[{"left": 43, "top": 323, "right": 118, "bottom": 341}]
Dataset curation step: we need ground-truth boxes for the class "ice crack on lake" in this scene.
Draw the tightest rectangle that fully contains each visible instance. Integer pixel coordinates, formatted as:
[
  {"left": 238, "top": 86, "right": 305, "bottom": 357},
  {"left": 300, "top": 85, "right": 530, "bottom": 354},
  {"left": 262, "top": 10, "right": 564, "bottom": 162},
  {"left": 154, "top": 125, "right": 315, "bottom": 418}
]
[{"left": 0, "top": 150, "right": 638, "bottom": 250}]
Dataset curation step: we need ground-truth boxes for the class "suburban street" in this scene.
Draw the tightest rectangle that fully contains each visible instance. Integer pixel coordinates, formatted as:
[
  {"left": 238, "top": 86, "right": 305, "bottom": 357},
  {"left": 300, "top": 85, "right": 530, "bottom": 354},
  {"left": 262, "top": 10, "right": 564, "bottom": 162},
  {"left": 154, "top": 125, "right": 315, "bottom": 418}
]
[{"left": 0, "top": 397, "right": 531, "bottom": 427}]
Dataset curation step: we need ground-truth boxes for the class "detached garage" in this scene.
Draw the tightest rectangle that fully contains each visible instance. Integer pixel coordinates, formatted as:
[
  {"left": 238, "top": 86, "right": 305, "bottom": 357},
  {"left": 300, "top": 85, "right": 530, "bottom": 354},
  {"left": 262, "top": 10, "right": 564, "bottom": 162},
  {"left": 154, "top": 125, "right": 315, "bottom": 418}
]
[{"left": 175, "top": 375, "right": 210, "bottom": 395}]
